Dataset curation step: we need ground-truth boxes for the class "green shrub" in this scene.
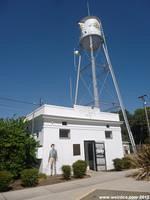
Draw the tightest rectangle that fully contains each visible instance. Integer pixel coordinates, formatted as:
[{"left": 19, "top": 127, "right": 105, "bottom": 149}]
[
  {"left": 122, "top": 157, "right": 133, "bottom": 169},
  {"left": 0, "top": 118, "right": 39, "bottom": 178},
  {"left": 21, "top": 168, "right": 39, "bottom": 187},
  {"left": 0, "top": 171, "right": 13, "bottom": 192},
  {"left": 62, "top": 165, "right": 71, "bottom": 180},
  {"left": 113, "top": 158, "right": 124, "bottom": 171},
  {"left": 113, "top": 156, "right": 136, "bottom": 171},
  {"left": 72, "top": 160, "right": 87, "bottom": 178},
  {"left": 38, "top": 173, "right": 47, "bottom": 180}
]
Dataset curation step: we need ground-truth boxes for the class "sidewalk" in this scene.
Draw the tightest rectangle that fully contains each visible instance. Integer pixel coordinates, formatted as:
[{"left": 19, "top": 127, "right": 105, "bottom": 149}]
[{"left": 0, "top": 170, "right": 150, "bottom": 200}]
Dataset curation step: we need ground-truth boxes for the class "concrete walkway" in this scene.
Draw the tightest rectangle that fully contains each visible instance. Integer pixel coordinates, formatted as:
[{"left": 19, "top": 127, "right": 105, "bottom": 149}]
[{"left": 0, "top": 170, "right": 150, "bottom": 200}]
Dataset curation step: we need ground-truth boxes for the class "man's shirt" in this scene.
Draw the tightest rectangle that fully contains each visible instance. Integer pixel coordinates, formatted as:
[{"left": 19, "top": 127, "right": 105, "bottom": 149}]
[{"left": 49, "top": 149, "right": 57, "bottom": 160}]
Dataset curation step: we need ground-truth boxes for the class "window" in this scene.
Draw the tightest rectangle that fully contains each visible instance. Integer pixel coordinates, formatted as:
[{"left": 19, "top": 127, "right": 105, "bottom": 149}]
[
  {"left": 105, "top": 131, "right": 113, "bottom": 139},
  {"left": 73, "top": 144, "right": 80, "bottom": 156},
  {"left": 59, "top": 129, "right": 70, "bottom": 139},
  {"left": 62, "top": 121, "right": 67, "bottom": 125}
]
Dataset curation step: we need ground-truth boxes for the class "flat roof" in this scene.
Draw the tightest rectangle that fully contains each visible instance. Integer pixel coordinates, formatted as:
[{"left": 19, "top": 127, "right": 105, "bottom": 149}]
[{"left": 26, "top": 104, "right": 120, "bottom": 123}]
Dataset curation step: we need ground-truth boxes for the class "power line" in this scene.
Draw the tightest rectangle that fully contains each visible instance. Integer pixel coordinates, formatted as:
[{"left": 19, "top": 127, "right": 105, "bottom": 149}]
[
  {"left": 0, "top": 96, "right": 40, "bottom": 106},
  {"left": 0, "top": 103, "right": 28, "bottom": 112}
]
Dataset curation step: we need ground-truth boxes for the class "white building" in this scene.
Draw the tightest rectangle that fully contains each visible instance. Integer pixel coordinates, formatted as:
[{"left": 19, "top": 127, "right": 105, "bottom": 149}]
[{"left": 26, "top": 104, "right": 124, "bottom": 175}]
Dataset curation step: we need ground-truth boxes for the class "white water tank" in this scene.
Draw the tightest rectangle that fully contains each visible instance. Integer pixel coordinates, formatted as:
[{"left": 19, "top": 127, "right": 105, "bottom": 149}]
[{"left": 78, "top": 16, "right": 103, "bottom": 51}]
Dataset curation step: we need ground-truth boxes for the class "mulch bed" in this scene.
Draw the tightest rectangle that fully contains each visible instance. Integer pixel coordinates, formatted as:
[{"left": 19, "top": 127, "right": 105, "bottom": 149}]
[{"left": 9, "top": 175, "right": 90, "bottom": 191}]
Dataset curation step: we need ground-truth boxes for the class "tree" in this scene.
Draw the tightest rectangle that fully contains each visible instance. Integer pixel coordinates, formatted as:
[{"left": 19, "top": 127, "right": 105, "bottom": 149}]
[
  {"left": 0, "top": 118, "right": 39, "bottom": 177},
  {"left": 118, "top": 109, "right": 133, "bottom": 142},
  {"left": 119, "top": 107, "right": 150, "bottom": 145}
]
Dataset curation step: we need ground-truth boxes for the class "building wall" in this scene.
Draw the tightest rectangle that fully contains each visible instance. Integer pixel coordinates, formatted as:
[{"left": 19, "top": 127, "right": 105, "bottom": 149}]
[{"left": 39, "top": 121, "right": 123, "bottom": 175}]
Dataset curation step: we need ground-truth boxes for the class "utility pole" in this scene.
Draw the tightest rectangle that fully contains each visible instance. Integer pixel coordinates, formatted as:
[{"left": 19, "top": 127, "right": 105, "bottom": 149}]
[{"left": 138, "top": 95, "right": 150, "bottom": 138}]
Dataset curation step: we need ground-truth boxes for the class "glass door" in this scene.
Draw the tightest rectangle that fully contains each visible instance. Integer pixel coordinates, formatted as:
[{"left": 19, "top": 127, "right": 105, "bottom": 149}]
[{"left": 95, "top": 142, "right": 106, "bottom": 170}]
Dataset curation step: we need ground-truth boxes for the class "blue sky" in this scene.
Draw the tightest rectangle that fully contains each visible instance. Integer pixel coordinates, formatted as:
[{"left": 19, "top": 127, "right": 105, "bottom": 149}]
[{"left": 0, "top": 0, "right": 150, "bottom": 117}]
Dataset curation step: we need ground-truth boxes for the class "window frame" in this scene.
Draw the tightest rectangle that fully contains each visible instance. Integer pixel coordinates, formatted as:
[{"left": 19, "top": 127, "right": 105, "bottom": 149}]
[
  {"left": 59, "top": 129, "right": 70, "bottom": 139},
  {"left": 73, "top": 144, "right": 81, "bottom": 156},
  {"left": 105, "top": 130, "right": 113, "bottom": 139}
]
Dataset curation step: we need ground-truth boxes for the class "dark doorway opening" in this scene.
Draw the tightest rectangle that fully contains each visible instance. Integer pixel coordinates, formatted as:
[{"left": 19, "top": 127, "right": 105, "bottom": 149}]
[{"left": 84, "top": 141, "right": 97, "bottom": 170}]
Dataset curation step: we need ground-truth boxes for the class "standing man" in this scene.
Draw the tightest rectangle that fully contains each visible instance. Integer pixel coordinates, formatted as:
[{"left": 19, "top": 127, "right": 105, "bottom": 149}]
[{"left": 48, "top": 144, "right": 57, "bottom": 176}]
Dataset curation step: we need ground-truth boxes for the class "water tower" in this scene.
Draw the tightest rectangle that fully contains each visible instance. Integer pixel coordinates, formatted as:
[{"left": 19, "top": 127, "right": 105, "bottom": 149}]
[
  {"left": 76, "top": 16, "right": 103, "bottom": 108},
  {"left": 74, "top": 8, "right": 136, "bottom": 153}
]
